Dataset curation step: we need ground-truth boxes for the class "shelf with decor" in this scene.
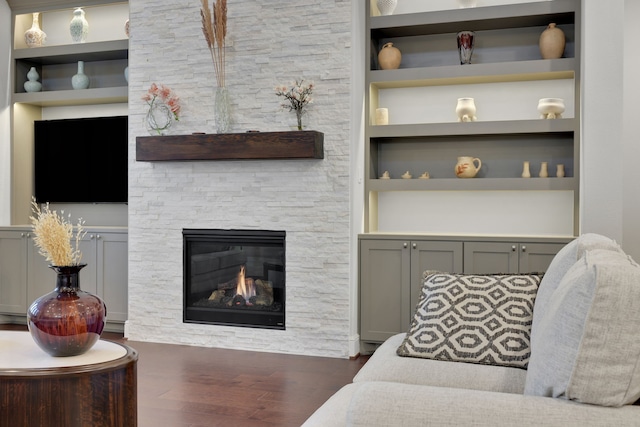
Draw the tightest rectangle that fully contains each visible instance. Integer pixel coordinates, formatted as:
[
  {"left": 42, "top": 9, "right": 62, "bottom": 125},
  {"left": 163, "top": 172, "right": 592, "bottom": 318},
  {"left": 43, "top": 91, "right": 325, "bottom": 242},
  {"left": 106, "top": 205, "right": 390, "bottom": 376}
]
[
  {"left": 9, "top": 1, "right": 130, "bottom": 227},
  {"left": 363, "top": 0, "right": 581, "bottom": 236}
]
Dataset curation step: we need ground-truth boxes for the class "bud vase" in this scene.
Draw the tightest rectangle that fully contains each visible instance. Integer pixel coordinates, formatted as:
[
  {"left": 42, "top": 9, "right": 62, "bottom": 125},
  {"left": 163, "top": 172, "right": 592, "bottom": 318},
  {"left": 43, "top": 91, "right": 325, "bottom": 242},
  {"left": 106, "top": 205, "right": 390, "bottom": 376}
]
[
  {"left": 27, "top": 264, "right": 106, "bottom": 357},
  {"left": 70, "top": 7, "right": 89, "bottom": 43},
  {"left": 71, "top": 61, "right": 90, "bottom": 89},
  {"left": 215, "top": 86, "right": 231, "bottom": 134},
  {"left": 24, "top": 12, "right": 46, "bottom": 47}
]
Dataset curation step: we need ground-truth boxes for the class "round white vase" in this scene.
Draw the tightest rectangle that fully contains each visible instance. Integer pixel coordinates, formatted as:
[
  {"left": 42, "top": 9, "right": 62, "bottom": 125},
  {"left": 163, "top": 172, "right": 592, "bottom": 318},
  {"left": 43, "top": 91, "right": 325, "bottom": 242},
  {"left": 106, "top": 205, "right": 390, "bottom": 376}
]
[
  {"left": 538, "top": 98, "right": 565, "bottom": 119},
  {"left": 72, "top": 61, "right": 90, "bottom": 89},
  {"left": 377, "top": 0, "right": 398, "bottom": 16},
  {"left": 70, "top": 7, "right": 89, "bottom": 43},
  {"left": 456, "top": 98, "right": 477, "bottom": 122},
  {"left": 24, "top": 67, "right": 42, "bottom": 92}
]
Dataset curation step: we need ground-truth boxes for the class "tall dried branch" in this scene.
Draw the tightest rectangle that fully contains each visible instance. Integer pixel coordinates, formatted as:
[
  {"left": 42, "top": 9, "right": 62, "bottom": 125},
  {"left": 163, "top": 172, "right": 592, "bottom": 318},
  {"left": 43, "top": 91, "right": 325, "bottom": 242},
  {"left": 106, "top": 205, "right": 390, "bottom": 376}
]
[{"left": 201, "top": 0, "right": 226, "bottom": 87}]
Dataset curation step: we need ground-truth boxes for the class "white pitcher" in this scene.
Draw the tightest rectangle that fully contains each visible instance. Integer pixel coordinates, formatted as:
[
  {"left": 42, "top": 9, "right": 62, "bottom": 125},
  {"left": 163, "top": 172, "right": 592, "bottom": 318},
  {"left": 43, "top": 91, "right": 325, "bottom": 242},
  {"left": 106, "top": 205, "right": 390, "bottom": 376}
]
[{"left": 455, "top": 156, "right": 481, "bottom": 178}]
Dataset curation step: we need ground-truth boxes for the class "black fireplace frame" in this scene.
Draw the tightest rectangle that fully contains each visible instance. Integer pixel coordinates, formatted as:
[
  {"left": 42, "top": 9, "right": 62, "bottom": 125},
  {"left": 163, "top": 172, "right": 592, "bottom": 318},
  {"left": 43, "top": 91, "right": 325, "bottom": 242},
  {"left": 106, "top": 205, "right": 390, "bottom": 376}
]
[{"left": 183, "top": 229, "right": 286, "bottom": 330}]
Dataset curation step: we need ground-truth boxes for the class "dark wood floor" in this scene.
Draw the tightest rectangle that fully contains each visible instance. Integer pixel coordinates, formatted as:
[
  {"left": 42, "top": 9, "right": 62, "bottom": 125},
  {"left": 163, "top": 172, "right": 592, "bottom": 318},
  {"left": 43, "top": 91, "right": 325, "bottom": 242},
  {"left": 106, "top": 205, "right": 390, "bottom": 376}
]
[{"left": 1, "top": 324, "right": 368, "bottom": 427}]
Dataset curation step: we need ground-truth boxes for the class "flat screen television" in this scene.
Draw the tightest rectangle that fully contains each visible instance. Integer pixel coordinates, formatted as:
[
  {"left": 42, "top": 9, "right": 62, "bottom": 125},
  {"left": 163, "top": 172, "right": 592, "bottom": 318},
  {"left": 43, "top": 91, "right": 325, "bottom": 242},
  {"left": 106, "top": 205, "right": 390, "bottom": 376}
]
[{"left": 34, "top": 116, "right": 128, "bottom": 203}]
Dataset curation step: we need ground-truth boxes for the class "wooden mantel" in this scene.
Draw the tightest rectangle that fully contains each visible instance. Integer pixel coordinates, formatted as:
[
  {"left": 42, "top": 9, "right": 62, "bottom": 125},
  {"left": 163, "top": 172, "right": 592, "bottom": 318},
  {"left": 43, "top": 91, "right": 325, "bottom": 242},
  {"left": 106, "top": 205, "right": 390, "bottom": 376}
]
[{"left": 136, "top": 131, "right": 324, "bottom": 161}]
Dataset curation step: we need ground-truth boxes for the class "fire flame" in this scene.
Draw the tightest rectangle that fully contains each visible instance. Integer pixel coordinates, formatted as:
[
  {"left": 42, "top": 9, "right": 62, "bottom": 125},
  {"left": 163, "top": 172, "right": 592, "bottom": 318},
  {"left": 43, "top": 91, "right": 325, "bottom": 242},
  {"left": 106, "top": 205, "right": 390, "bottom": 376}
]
[{"left": 236, "top": 265, "right": 256, "bottom": 302}]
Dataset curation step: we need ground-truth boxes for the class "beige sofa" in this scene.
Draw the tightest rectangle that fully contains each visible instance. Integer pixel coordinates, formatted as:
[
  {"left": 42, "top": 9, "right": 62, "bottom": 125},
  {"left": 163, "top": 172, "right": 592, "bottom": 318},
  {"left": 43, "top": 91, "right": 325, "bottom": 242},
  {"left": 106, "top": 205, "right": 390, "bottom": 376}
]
[{"left": 303, "top": 234, "right": 640, "bottom": 426}]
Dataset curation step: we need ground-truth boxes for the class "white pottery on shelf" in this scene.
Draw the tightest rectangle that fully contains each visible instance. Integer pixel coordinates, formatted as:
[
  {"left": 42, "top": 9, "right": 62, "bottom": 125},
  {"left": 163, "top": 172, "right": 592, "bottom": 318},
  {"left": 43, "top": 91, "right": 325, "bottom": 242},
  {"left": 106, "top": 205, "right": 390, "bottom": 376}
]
[
  {"left": 401, "top": 171, "right": 412, "bottom": 179},
  {"left": 71, "top": 61, "right": 90, "bottom": 89},
  {"left": 455, "top": 156, "right": 481, "bottom": 178},
  {"left": 24, "top": 67, "right": 42, "bottom": 92},
  {"left": 539, "top": 23, "right": 565, "bottom": 59},
  {"left": 538, "top": 98, "right": 565, "bottom": 119},
  {"left": 456, "top": 98, "right": 477, "bottom": 122},
  {"left": 457, "top": 0, "right": 477, "bottom": 8},
  {"left": 375, "top": 108, "right": 389, "bottom": 125},
  {"left": 522, "top": 161, "right": 531, "bottom": 178},
  {"left": 70, "top": 7, "right": 89, "bottom": 43},
  {"left": 419, "top": 171, "right": 430, "bottom": 179},
  {"left": 124, "top": 66, "right": 129, "bottom": 83},
  {"left": 24, "top": 12, "right": 46, "bottom": 48},
  {"left": 376, "top": 0, "right": 398, "bottom": 16},
  {"left": 380, "top": 171, "right": 390, "bottom": 179},
  {"left": 556, "top": 164, "right": 565, "bottom": 178},
  {"left": 539, "top": 161, "right": 549, "bottom": 178},
  {"left": 378, "top": 42, "right": 401, "bottom": 70},
  {"left": 125, "top": 19, "right": 130, "bottom": 38}
]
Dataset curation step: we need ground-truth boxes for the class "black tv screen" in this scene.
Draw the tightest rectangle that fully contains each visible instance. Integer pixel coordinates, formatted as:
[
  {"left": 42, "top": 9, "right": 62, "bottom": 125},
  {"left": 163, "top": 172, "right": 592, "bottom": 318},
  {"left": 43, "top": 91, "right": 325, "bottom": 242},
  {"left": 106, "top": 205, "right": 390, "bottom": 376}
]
[{"left": 34, "top": 116, "right": 128, "bottom": 203}]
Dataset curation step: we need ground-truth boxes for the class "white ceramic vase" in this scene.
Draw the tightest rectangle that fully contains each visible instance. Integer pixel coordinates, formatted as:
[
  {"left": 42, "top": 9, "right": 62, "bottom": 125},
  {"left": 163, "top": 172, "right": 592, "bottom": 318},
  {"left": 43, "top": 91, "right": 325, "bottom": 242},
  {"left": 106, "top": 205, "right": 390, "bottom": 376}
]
[
  {"left": 556, "top": 164, "right": 565, "bottom": 178},
  {"left": 538, "top": 98, "right": 565, "bottom": 119},
  {"left": 539, "top": 162, "right": 549, "bottom": 178},
  {"left": 456, "top": 98, "right": 477, "bottom": 122},
  {"left": 70, "top": 7, "right": 89, "bottom": 43},
  {"left": 377, "top": 0, "right": 398, "bottom": 16},
  {"left": 24, "top": 67, "right": 42, "bottom": 92},
  {"left": 72, "top": 61, "right": 90, "bottom": 89},
  {"left": 522, "top": 161, "right": 531, "bottom": 178},
  {"left": 24, "top": 12, "right": 46, "bottom": 48}
]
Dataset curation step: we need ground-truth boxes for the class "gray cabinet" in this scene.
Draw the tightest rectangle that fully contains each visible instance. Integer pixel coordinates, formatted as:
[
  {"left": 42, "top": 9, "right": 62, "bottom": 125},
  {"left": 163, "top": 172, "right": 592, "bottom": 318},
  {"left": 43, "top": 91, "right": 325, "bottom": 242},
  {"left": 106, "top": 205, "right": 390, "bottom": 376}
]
[
  {"left": 0, "top": 227, "right": 127, "bottom": 328},
  {"left": 0, "top": 230, "right": 28, "bottom": 314},
  {"left": 359, "top": 235, "right": 570, "bottom": 347},
  {"left": 463, "top": 241, "right": 566, "bottom": 274},
  {"left": 359, "top": 238, "right": 462, "bottom": 343}
]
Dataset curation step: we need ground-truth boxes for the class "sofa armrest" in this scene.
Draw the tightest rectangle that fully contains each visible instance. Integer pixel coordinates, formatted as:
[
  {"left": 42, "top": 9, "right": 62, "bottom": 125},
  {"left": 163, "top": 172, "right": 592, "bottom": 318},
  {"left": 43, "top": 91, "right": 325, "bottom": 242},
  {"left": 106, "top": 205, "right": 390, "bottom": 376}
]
[{"left": 347, "top": 382, "right": 640, "bottom": 426}]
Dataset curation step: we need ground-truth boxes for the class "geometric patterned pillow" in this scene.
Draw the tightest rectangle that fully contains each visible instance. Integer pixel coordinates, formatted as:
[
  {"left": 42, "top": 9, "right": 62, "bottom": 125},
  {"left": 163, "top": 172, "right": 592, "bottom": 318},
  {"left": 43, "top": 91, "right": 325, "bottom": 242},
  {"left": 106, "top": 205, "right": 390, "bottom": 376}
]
[{"left": 397, "top": 272, "right": 543, "bottom": 369}]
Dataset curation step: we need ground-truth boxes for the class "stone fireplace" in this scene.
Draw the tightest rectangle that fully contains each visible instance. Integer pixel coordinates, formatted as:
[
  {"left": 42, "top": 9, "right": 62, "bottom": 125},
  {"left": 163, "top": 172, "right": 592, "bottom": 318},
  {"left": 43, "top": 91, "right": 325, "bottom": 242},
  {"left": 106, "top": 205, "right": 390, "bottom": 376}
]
[{"left": 183, "top": 229, "right": 285, "bottom": 329}]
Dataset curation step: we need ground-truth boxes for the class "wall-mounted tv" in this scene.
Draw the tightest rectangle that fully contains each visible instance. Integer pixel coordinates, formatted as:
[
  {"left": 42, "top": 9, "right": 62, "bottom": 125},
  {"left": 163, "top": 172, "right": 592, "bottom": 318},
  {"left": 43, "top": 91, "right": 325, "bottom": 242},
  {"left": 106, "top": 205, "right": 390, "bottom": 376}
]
[{"left": 34, "top": 116, "right": 128, "bottom": 203}]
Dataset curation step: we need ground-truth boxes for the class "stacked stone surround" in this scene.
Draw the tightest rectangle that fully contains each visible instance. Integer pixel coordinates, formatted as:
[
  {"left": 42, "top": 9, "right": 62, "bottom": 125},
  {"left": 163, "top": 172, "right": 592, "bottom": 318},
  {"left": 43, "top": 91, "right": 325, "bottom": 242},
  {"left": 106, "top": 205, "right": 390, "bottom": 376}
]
[{"left": 125, "top": 0, "right": 355, "bottom": 357}]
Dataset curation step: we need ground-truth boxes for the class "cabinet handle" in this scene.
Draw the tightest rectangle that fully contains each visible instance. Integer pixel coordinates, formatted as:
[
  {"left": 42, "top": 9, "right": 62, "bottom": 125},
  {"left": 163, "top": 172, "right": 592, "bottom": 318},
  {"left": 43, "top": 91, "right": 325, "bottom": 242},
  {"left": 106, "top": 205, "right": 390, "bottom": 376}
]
[
  {"left": 96, "top": 234, "right": 101, "bottom": 239},
  {"left": 511, "top": 245, "right": 517, "bottom": 251},
  {"left": 403, "top": 242, "right": 408, "bottom": 248},
  {"left": 521, "top": 245, "right": 526, "bottom": 252},
  {"left": 412, "top": 243, "right": 417, "bottom": 249}
]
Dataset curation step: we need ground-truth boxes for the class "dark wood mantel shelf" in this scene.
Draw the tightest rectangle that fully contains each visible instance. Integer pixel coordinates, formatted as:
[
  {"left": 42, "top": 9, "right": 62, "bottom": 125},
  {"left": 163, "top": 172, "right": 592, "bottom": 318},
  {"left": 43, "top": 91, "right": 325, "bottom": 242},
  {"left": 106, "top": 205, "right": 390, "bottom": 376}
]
[{"left": 136, "top": 131, "right": 324, "bottom": 161}]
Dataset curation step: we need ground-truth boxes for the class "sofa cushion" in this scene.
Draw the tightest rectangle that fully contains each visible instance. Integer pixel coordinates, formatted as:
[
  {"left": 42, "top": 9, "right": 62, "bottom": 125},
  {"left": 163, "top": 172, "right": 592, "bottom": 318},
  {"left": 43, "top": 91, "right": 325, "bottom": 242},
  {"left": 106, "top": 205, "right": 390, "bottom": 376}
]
[
  {"left": 396, "top": 272, "right": 542, "bottom": 368},
  {"left": 525, "top": 248, "right": 640, "bottom": 407},
  {"left": 530, "top": 233, "right": 622, "bottom": 343},
  {"left": 356, "top": 333, "right": 527, "bottom": 394}
]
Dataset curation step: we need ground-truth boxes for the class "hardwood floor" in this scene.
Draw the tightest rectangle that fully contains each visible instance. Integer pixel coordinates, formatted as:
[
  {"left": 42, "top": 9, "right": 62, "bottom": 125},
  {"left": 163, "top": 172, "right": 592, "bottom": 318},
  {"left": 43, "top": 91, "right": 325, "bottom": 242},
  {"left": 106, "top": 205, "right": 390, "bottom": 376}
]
[{"left": 1, "top": 324, "right": 368, "bottom": 426}]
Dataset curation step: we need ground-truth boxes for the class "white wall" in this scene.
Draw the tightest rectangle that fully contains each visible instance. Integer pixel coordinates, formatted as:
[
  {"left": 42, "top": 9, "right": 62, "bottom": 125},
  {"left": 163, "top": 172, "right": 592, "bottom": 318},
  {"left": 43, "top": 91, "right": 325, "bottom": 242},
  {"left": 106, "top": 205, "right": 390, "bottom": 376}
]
[
  {"left": 0, "top": 1, "right": 11, "bottom": 226},
  {"left": 126, "top": 0, "right": 355, "bottom": 358}
]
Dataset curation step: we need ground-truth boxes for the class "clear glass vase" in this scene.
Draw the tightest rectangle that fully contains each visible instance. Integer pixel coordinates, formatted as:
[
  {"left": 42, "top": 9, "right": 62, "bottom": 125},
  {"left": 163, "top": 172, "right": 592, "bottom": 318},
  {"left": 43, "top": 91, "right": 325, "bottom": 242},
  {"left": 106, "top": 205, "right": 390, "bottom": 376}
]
[
  {"left": 215, "top": 86, "right": 231, "bottom": 134},
  {"left": 145, "top": 102, "right": 174, "bottom": 135}
]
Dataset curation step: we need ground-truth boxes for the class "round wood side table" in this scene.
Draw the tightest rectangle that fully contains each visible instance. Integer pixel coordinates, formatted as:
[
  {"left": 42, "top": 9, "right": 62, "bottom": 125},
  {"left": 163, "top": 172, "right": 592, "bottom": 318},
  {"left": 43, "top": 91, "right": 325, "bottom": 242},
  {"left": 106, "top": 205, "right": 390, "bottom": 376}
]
[{"left": 0, "top": 330, "right": 138, "bottom": 426}]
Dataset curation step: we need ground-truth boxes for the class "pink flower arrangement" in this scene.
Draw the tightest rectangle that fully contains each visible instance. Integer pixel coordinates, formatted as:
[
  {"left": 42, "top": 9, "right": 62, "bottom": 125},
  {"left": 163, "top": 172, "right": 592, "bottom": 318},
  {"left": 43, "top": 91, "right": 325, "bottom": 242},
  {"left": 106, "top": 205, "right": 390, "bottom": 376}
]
[{"left": 142, "top": 83, "right": 180, "bottom": 120}]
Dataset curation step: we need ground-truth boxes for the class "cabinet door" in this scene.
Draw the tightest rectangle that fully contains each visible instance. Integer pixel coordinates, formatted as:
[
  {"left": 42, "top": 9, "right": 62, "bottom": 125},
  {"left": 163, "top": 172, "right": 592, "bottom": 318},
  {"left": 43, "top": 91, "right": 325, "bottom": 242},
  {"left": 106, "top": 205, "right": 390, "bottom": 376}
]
[
  {"left": 463, "top": 242, "right": 519, "bottom": 274},
  {"left": 518, "top": 243, "right": 566, "bottom": 273},
  {"left": 410, "top": 241, "right": 463, "bottom": 312},
  {"left": 0, "top": 231, "right": 28, "bottom": 314},
  {"left": 360, "top": 239, "right": 410, "bottom": 342},
  {"left": 96, "top": 232, "right": 128, "bottom": 322}
]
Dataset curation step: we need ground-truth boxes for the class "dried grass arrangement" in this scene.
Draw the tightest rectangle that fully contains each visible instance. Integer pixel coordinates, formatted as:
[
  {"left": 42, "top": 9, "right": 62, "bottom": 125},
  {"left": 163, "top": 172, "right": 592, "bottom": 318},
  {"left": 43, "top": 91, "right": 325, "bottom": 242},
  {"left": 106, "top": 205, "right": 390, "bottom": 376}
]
[
  {"left": 30, "top": 199, "right": 86, "bottom": 266},
  {"left": 200, "top": 0, "right": 227, "bottom": 87}
]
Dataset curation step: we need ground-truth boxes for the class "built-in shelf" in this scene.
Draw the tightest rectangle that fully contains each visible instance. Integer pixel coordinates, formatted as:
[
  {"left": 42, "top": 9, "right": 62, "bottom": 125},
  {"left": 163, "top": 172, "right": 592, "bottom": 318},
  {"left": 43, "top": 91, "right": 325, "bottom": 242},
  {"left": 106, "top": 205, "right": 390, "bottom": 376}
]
[{"left": 136, "top": 131, "right": 324, "bottom": 161}]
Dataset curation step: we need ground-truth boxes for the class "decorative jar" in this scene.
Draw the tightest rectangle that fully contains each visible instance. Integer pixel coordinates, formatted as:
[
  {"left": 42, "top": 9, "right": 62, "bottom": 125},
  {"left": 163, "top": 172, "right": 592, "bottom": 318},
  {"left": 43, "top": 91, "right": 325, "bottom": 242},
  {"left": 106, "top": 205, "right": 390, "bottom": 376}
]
[
  {"left": 24, "top": 67, "right": 42, "bottom": 93},
  {"left": 538, "top": 98, "right": 565, "bottom": 119},
  {"left": 522, "top": 161, "right": 531, "bottom": 178},
  {"left": 457, "top": 31, "right": 475, "bottom": 64},
  {"left": 539, "top": 23, "right": 565, "bottom": 59},
  {"left": 24, "top": 12, "right": 46, "bottom": 48},
  {"left": 27, "top": 264, "right": 106, "bottom": 357},
  {"left": 539, "top": 162, "right": 549, "bottom": 178},
  {"left": 378, "top": 42, "right": 401, "bottom": 70},
  {"left": 70, "top": 7, "right": 89, "bottom": 43},
  {"left": 456, "top": 98, "right": 477, "bottom": 122},
  {"left": 376, "top": 0, "right": 398, "bottom": 16},
  {"left": 71, "top": 61, "right": 90, "bottom": 90}
]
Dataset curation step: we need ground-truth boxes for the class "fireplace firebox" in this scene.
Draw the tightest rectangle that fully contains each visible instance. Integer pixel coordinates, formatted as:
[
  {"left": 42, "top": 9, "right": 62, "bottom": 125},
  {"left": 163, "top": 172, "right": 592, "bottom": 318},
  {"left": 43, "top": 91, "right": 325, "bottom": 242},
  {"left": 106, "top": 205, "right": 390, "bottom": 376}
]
[{"left": 183, "top": 229, "right": 285, "bottom": 329}]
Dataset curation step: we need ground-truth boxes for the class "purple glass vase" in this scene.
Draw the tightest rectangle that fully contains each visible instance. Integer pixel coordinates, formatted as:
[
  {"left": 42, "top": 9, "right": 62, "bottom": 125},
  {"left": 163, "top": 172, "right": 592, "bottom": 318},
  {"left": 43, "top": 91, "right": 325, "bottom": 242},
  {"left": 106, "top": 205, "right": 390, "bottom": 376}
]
[{"left": 27, "top": 264, "right": 107, "bottom": 357}]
